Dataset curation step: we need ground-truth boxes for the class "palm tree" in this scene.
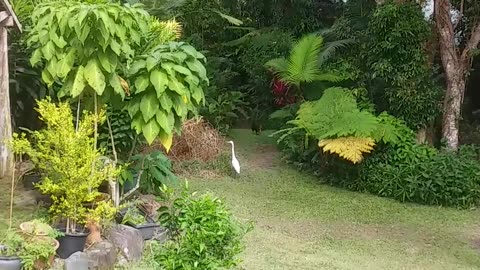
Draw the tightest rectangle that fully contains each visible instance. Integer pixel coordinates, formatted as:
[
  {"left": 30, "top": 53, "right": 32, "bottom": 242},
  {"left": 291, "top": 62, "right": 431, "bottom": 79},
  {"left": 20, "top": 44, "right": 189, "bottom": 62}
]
[{"left": 264, "top": 34, "right": 347, "bottom": 100}]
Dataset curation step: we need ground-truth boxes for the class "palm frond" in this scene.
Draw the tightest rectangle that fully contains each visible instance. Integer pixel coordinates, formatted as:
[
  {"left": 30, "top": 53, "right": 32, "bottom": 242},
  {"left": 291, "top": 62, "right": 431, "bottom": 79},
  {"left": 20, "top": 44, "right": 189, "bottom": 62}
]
[
  {"left": 287, "top": 34, "right": 323, "bottom": 85},
  {"left": 265, "top": 58, "right": 288, "bottom": 77},
  {"left": 210, "top": 9, "right": 243, "bottom": 26},
  {"left": 319, "top": 39, "right": 355, "bottom": 65},
  {"left": 314, "top": 73, "right": 344, "bottom": 82}
]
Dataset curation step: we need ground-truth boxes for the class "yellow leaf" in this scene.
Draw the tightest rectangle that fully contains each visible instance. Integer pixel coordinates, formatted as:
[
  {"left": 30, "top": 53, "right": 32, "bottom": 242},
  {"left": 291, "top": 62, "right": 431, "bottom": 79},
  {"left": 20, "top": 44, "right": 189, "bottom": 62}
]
[
  {"left": 159, "top": 132, "right": 173, "bottom": 153},
  {"left": 319, "top": 137, "right": 375, "bottom": 164},
  {"left": 182, "top": 95, "right": 188, "bottom": 104}
]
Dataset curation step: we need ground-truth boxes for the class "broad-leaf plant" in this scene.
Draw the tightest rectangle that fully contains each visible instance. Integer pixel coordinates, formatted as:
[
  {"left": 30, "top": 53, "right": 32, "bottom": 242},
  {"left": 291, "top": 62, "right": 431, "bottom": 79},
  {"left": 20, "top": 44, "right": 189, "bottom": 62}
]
[{"left": 28, "top": 1, "right": 208, "bottom": 151}]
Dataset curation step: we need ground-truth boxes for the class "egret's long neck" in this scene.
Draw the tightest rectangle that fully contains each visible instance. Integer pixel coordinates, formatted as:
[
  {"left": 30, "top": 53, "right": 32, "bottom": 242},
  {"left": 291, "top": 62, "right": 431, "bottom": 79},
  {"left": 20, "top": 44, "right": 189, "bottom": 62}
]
[{"left": 230, "top": 143, "right": 236, "bottom": 158}]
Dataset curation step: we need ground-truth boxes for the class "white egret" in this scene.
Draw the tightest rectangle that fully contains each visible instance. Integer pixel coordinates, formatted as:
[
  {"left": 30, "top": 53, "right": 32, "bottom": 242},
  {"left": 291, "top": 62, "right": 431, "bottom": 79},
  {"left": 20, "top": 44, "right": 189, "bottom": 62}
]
[{"left": 227, "top": 141, "right": 240, "bottom": 176}]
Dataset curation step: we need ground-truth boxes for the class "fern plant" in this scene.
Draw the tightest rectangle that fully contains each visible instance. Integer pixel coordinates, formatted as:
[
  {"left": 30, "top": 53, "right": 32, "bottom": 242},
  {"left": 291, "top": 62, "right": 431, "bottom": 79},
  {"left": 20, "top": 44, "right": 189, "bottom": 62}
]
[
  {"left": 274, "top": 87, "right": 405, "bottom": 163},
  {"left": 264, "top": 34, "right": 345, "bottom": 99}
]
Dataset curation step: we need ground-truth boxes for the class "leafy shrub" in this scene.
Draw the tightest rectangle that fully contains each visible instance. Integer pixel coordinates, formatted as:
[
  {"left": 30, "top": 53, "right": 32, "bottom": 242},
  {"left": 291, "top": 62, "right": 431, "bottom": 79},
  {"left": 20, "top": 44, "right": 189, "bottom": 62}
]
[
  {"left": 356, "top": 145, "right": 480, "bottom": 208},
  {"left": 127, "top": 41, "right": 208, "bottom": 147},
  {"left": 365, "top": 2, "right": 442, "bottom": 129},
  {"left": 11, "top": 99, "right": 119, "bottom": 232},
  {"left": 98, "top": 108, "right": 138, "bottom": 158},
  {"left": 201, "top": 56, "right": 249, "bottom": 132},
  {"left": 275, "top": 87, "right": 404, "bottom": 163},
  {"left": 155, "top": 184, "right": 251, "bottom": 269},
  {"left": 127, "top": 151, "right": 178, "bottom": 195},
  {"left": 201, "top": 90, "right": 249, "bottom": 133}
]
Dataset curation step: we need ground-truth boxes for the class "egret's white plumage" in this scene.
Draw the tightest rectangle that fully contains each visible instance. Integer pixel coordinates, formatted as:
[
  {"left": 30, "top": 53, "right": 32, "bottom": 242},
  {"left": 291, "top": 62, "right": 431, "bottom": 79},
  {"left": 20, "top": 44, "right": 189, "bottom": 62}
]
[{"left": 227, "top": 141, "right": 240, "bottom": 175}]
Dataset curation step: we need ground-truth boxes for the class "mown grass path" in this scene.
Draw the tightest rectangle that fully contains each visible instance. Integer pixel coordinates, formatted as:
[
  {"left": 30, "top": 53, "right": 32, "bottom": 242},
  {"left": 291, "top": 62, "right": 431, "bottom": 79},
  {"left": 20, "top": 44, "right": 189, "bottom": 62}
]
[{"left": 189, "top": 129, "right": 480, "bottom": 270}]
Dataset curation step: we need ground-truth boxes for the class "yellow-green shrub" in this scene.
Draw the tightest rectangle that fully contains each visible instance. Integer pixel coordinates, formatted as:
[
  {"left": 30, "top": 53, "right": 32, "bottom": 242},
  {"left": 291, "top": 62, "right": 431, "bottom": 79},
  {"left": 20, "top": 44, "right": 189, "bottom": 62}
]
[{"left": 11, "top": 99, "right": 119, "bottom": 233}]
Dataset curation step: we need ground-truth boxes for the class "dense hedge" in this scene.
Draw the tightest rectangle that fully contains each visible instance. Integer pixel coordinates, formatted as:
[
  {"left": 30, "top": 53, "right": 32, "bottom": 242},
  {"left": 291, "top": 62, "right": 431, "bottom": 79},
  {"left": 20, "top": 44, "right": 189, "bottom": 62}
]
[
  {"left": 277, "top": 126, "right": 480, "bottom": 208},
  {"left": 359, "top": 146, "right": 480, "bottom": 207}
]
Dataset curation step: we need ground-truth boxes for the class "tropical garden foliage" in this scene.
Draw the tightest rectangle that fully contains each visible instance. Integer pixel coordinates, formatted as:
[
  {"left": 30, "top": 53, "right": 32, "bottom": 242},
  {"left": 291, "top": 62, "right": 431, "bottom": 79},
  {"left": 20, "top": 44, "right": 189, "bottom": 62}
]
[{"left": 2, "top": 0, "right": 480, "bottom": 268}]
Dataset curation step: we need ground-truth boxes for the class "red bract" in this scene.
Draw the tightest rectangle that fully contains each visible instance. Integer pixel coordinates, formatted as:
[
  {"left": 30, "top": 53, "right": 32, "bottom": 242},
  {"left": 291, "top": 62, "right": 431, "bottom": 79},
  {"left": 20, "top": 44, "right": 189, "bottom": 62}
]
[
  {"left": 272, "top": 78, "right": 288, "bottom": 96},
  {"left": 271, "top": 77, "right": 295, "bottom": 107}
]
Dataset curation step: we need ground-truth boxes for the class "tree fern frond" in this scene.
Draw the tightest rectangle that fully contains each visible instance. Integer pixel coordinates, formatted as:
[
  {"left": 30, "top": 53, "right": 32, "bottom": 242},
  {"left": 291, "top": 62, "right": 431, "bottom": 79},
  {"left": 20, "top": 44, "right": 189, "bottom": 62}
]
[
  {"left": 319, "top": 39, "right": 355, "bottom": 65},
  {"left": 269, "top": 104, "right": 298, "bottom": 120},
  {"left": 287, "top": 34, "right": 323, "bottom": 85},
  {"left": 319, "top": 137, "right": 375, "bottom": 164}
]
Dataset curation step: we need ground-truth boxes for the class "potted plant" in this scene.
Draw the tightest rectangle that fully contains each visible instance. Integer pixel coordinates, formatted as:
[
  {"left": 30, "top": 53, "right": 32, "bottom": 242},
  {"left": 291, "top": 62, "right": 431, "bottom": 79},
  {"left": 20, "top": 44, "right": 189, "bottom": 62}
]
[
  {"left": 0, "top": 229, "right": 59, "bottom": 270},
  {"left": 22, "top": 170, "right": 42, "bottom": 190},
  {"left": 11, "top": 99, "right": 120, "bottom": 259},
  {"left": 0, "top": 231, "right": 23, "bottom": 270},
  {"left": 20, "top": 236, "right": 59, "bottom": 270},
  {"left": 19, "top": 219, "right": 55, "bottom": 237},
  {"left": 117, "top": 202, "right": 161, "bottom": 240}
]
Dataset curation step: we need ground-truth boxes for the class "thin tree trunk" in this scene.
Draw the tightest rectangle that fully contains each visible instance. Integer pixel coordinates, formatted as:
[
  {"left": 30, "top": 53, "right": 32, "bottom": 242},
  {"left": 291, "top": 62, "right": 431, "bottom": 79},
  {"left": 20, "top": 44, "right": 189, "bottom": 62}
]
[{"left": 0, "top": 26, "right": 12, "bottom": 178}]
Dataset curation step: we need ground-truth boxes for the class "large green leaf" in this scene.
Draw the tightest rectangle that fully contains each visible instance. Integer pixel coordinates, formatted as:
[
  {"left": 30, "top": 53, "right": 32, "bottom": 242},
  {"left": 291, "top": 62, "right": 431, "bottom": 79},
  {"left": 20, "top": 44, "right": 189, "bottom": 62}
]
[
  {"left": 159, "top": 93, "right": 173, "bottom": 111},
  {"left": 98, "top": 50, "right": 113, "bottom": 73},
  {"left": 41, "top": 69, "right": 54, "bottom": 87},
  {"left": 135, "top": 74, "right": 149, "bottom": 93},
  {"left": 109, "top": 73, "right": 124, "bottom": 98},
  {"left": 41, "top": 41, "right": 56, "bottom": 61},
  {"left": 30, "top": 50, "right": 43, "bottom": 67},
  {"left": 131, "top": 114, "right": 145, "bottom": 134},
  {"left": 173, "top": 95, "right": 186, "bottom": 116},
  {"left": 168, "top": 77, "right": 185, "bottom": 95},
  {"left": 143, "top": 118, "right": 160, "bottom": 145},
  {"left": 140, "top": 92, "right": 159, "bottom": 122},
  {"left": 58, "top": 74, "right": 74, "bottom": 98},
  {"left": 191, "top": 85, "right": 204, "bottom": 103},
  {"left": 146, "top": 56, "right": 159, "bottom": 71},
  {"left": 46, "top": 57, "right": 58, "bottom": 78},
  {"left": 156, "top": 110, "right": 173, "bottom": 134},
  {"left": 186, "top": 60, "right": 207, "bottom": 81},
  {"left": 57, "top": 49, "right": 76, "bottom": 78},
  {"left": 84, "top": 60, "right": 106, "bottom": 95},
  {"left": 49, "top": 30, "right": 67, "bottom": 48},
  {"left": 181, "top": 44, "right": 202, "bottom": 59},
  {"left": 150, "top": 69, "right": 168, "bottom": 96},
  {"left": 128, "top": 59, "right": 146, "bottom": 75},
  {"left": 71, "top": 66, "right": 86, "bottom": 98},
  {"left": 128, "top": 98, "right": 141, "bottom": 118},
  {"left": 161, "top": 63, "right": 176, "bottom": 76},
  {"left": 172, "top": 65, "right": 193, "bottom": 77}
]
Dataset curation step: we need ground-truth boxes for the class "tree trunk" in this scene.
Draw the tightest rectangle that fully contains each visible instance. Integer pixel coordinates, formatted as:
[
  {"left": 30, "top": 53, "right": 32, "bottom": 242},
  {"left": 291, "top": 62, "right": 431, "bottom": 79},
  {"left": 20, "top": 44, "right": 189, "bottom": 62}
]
[
  {"left": 442, "top": 76, "right": 466, "bottom": 150},
  {"left": 0, "top": 26, "right": 12, "bottom": 177},
  {"left": 434, "top": 0, "right": 480, "bottom": 150}
]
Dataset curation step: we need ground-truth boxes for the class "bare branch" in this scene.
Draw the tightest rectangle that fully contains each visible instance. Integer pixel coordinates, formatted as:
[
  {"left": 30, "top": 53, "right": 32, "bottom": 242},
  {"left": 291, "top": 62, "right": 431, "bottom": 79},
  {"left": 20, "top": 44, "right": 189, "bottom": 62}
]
[{"left": 461, "top": 23, "right": 480, "bottom": 62}]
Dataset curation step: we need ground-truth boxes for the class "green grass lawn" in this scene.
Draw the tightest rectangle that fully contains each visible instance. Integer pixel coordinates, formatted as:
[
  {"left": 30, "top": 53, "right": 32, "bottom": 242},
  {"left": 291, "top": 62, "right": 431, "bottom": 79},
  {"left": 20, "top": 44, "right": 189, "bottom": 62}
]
[
  {"left": 2, "top": 129, "right": 480, "bottom": 270},
  {"left": 188, "top": 129, "right": 480, "bottom": 270}
]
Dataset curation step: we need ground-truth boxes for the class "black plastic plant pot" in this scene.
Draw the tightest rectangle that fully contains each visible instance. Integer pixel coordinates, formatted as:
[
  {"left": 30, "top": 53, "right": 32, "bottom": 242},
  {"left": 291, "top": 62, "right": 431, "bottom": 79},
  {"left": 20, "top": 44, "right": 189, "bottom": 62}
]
[
  {"left": 133, "top": 223, "right": 162, "bottom": 240},
  {"left": 116, "top": 207, "right": 162, "bottom": 240},
  {"left": 23, "top": 173, "right": 41, "bottom": 190},
  {"left": 0, "top": 256, "right": 22, "bottom": 270},
  {"left": 56, "top": 228, "right": 89, "bottom": 259}
]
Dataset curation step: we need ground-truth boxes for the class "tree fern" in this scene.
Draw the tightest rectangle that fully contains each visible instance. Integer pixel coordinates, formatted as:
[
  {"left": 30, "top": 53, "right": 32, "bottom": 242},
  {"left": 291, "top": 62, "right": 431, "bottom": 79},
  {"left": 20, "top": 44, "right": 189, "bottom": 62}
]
[
  {"left": 319, "top": 137, "right": 375, "bottom": 164},
  {"left": 289, "top": 87, "right": 406, "bottom": 163}
]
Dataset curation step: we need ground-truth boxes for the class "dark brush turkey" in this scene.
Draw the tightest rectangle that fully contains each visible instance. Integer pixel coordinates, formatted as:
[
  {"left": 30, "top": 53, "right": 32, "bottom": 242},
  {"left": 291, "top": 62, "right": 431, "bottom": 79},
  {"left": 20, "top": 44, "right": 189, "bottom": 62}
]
[{"left": 251, "top": 120, "right": 262, "bottom": 135}]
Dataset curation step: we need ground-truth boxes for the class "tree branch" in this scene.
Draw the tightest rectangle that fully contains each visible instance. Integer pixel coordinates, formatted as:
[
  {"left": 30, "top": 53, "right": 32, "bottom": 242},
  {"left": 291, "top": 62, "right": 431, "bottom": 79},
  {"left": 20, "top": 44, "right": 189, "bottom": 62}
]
[{"left": 461, "top": 22, "right": 480, "bottom": 62}]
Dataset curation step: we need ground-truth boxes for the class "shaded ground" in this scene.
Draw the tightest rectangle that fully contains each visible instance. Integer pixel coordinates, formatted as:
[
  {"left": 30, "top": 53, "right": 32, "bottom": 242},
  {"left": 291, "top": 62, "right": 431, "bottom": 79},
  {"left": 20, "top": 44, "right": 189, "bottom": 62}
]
[{"left": 188, "top": 129, "right": 480, "bottom": 270}]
